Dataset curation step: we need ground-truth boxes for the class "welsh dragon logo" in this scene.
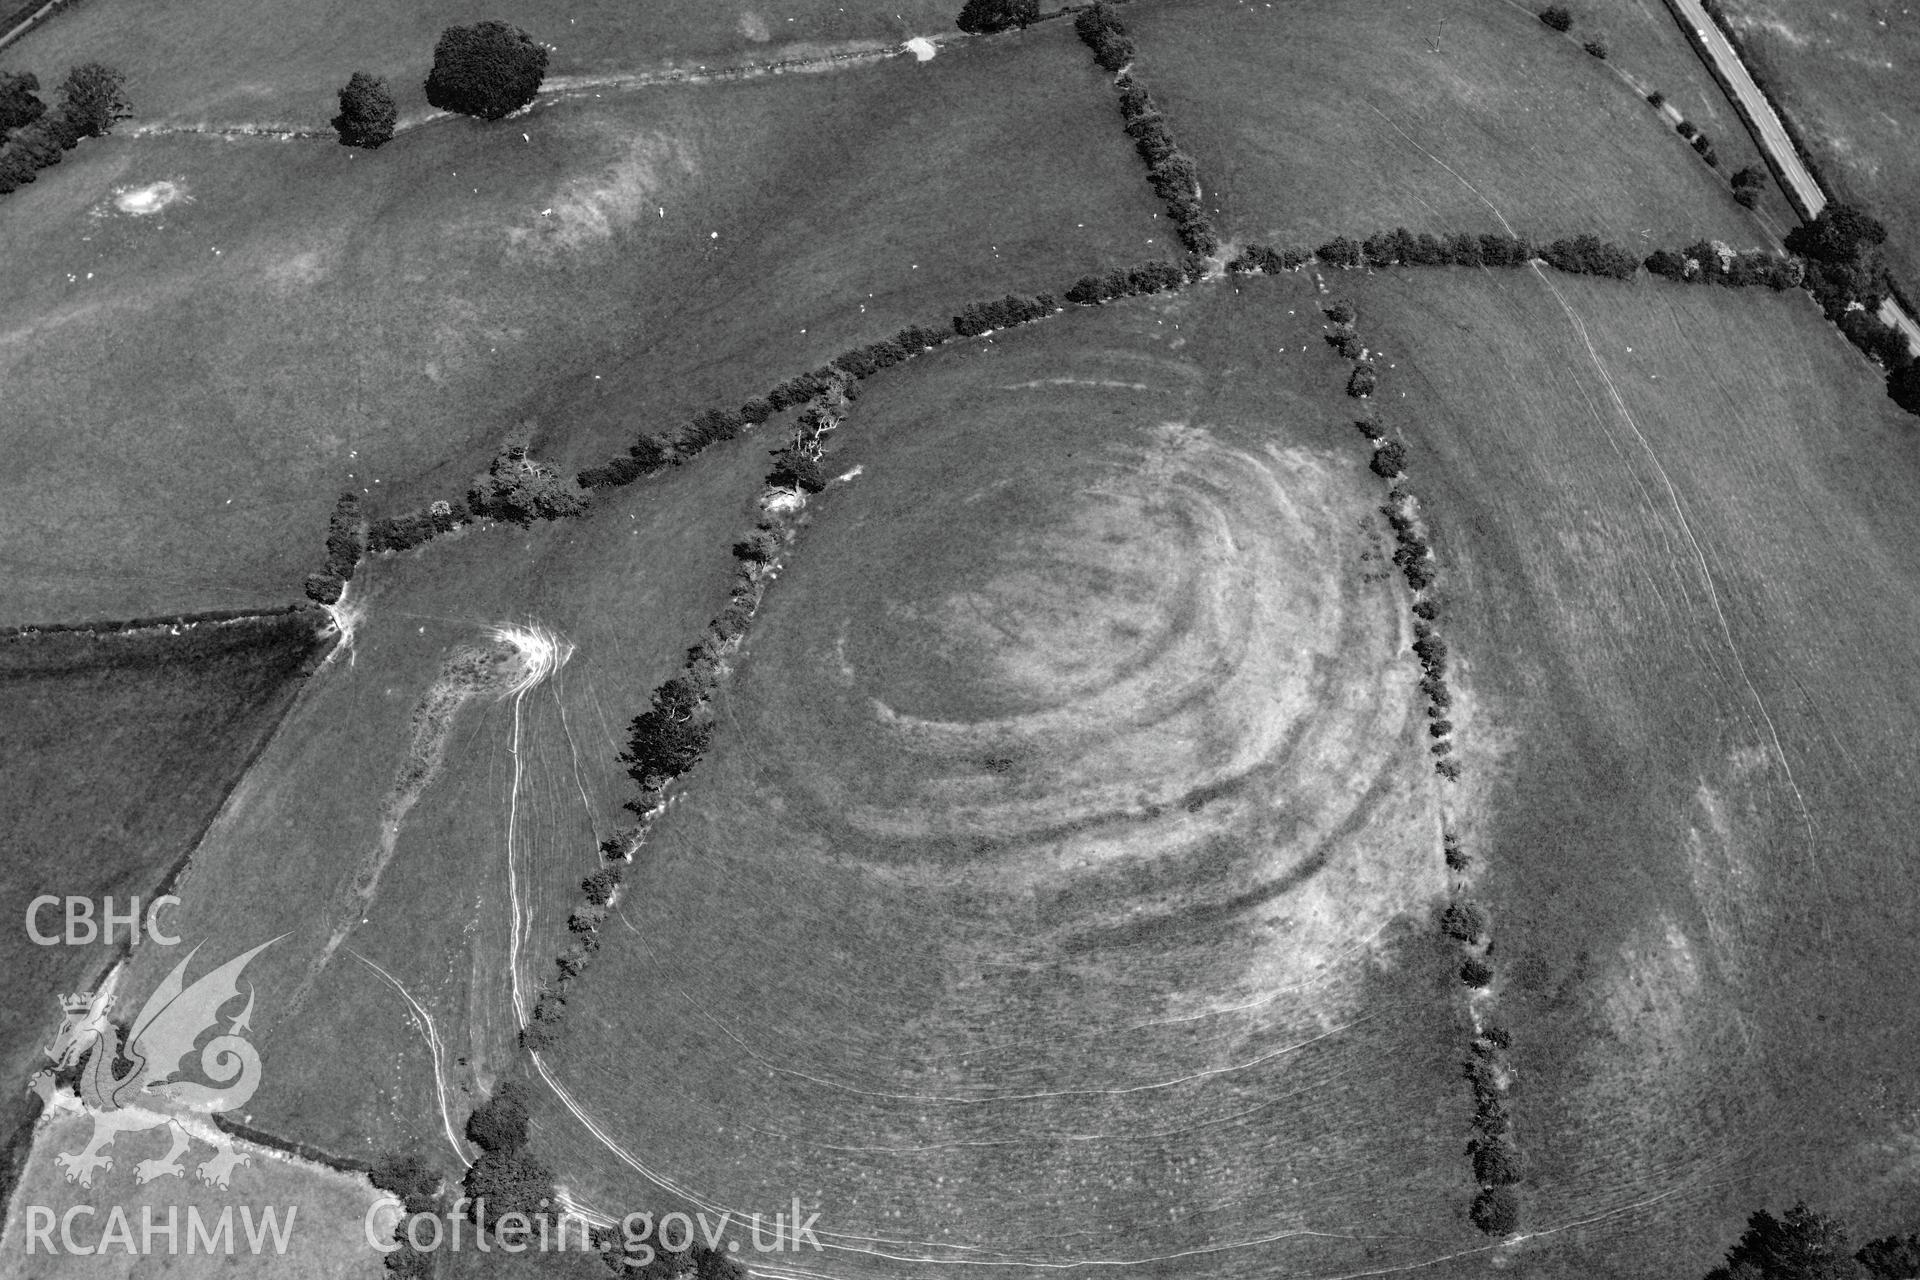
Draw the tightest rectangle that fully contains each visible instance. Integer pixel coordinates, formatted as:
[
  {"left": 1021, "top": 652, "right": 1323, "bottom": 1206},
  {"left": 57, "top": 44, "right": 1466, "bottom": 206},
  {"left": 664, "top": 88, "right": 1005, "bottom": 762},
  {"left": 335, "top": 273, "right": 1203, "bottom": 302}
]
[{"left": 27, "top": 939, "right": 279, "bottom": 1190}]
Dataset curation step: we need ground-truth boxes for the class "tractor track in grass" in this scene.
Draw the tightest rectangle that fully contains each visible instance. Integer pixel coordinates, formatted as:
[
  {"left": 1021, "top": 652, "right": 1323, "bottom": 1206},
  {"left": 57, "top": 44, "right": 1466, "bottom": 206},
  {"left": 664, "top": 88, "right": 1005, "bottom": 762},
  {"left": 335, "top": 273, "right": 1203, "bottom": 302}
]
[{"left": 115, "top": 34, "right": 961, "bottom": 143}]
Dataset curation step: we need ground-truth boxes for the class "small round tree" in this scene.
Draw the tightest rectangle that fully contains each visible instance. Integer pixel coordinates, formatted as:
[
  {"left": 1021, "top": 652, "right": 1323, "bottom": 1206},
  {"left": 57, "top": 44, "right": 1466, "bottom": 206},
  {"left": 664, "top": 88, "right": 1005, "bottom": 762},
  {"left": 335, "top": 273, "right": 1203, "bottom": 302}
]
[
  {"left": 426, "top": 22, "right": 548, "bottom": 121},
  {"left": 956, "top": 0, "right": 1039, "bottom": 33},
  {"left": 1471, "top": 1186, "right": 1519, "bottom": 1235},
  {"left": 331, "top": 72, "right": 396, "bottom": 148}
]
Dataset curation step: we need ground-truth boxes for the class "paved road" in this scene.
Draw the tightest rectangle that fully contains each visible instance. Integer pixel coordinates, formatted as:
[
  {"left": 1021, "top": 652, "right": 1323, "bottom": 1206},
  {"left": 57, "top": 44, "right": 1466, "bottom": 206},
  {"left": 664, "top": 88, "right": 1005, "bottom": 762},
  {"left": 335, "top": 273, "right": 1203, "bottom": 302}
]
[{"left": 1664, "top": 0, "right": 1920, "bottom": 354}]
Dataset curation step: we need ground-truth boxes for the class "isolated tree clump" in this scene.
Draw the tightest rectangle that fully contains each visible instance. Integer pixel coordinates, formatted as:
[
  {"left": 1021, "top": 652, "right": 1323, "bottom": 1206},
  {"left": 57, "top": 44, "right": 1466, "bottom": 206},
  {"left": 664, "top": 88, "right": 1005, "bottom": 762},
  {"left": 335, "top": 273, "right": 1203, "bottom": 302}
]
[
  {"left": 1731, "top": 163, "right": 1769, "bottom": 208},
  {"left": 331, "top": 71, "right": 396, "bottom": 148},
  {"left": 1538, "top": 5, "right": 1572, "bottom": 31},
  {"left": 955, "top": 0, "right": 1039, "bottom": 34},
  {"left": 425, "top": 21, "right": 549, "bottom": 121},
  {"left": 1583, "top": 38, "right": 1608, "bottom": 58}
]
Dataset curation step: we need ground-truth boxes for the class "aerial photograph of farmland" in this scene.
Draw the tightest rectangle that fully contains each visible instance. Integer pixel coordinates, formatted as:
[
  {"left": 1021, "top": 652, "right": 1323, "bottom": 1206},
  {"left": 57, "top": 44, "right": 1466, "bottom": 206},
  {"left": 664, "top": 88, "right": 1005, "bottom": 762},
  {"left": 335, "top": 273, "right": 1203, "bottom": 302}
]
[{"left": 3, "top": 0, "right": 1920, "bottom": 1274}]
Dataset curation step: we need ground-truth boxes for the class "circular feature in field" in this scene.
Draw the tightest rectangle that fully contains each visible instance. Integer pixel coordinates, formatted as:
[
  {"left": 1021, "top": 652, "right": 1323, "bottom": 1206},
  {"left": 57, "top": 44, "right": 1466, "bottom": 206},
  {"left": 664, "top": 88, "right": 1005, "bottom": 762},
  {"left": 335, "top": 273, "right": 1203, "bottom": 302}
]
[
  {"left": 556, "top": 340, "right": 1455, "bottom": 1278},
  {"left": 112, "top": 180, "right": 187, "bottom": 216}
]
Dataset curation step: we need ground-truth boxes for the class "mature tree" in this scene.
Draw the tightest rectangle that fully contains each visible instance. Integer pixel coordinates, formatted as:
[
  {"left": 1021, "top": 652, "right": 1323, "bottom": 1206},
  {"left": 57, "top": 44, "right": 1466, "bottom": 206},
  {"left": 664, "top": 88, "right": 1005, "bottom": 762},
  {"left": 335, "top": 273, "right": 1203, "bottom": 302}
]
[
  {"left": 1583, "top": 38, "right": 1608, "bottom": 58},
  {"left": 1318, "top": 236, "right": 1362, "bottom": 268},
  {"left": 1538, "top": 5, "right": 1572, "bottom": 31},
  {"left": 0, "top": 71, "right": 44, "bottom": 135},
  {"left": 425, "top": 21, "right": 548, "bottom": 120},
  {"left": 55, "top": 62, "right": 129, "bottom": 138},
  {"left": 1471, "top": 1186, "right": 1519, "bottom": 1235},
  {"left": 1644, "top": 247, "right": 1689, "bottom": 280},
  {"left": 1368, "top": 438, "right": 1406, "bottom": 476},
  {"left": 331, "top": 71, "right": 396, "bottom": 148},
  {"left": 1705, "top": 1203, "right": 1860, "bottom": 1280},
  {"left": 956, "top": 0, "right": 1039, "bottom": 33},
  {"left": 462, "top": 1149, "right": 554, "bottom": 1226},
  {"left": 1890, "top": 363, "right": 1920, "bottom": 417},
  {"left": 1856, "top": 1233, "right": 1920, "bottom": 1279},
  {"left": 1441, "top": 901, "right": 1489, "bottom": 943},
  {"left": 369, "top": 1150, "right": 443, "bottom": 1214},
  {"left": 1785, "top": 201, "right": 1887, "bottom": 264},
  {"left": 465, "top": 1081, "right": 531, "bottom": 1154},
  {"left": 468, "top": 445, "right": 586, "bottom": 524}
]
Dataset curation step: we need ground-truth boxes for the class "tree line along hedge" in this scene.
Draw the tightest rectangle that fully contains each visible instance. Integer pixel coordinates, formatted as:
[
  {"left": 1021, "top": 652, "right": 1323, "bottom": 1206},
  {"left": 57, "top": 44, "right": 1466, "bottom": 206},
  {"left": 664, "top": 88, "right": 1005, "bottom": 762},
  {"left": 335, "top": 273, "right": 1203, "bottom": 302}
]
[
  {"left": 0, "top": 63, "right": 129, "bottom": 195},
  {"left": 526, "top": 373, "right": 855, "bottom": 1054},
  {"left": 1073, "top": 6, "right": 1220, "bottom": 258}
]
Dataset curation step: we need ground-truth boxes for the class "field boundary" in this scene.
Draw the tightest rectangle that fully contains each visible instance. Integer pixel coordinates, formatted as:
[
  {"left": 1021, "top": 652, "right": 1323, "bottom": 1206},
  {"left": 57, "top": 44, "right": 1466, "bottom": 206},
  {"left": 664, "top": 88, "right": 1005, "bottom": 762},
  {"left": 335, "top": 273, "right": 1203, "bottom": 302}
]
[
  {"left": 1658, "top": 0, "right": 1920, "bottom": 354},
  {"left": 0, "top": 0, "right": 79, "bottom": 52},
  {"left": 1303, "top": 277, "right": 1521, "bottom": 1235}
]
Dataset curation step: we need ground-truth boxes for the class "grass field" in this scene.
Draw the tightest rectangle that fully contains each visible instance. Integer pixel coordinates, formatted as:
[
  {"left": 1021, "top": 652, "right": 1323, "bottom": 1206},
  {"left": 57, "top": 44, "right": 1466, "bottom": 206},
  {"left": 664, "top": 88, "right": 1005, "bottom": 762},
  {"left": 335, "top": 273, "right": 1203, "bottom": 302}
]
[
  {"left": 1124, "top": 0, "right": 1773, "bottom": 254},
  {"left": 0, "top": 20, "right": 1163, "bottom": 625},
  {"left": 1710, "top": 0, "right": 1920, "bottom": 292},
  {"left": 0, "top": 612, "right": 325, "bottom": 1204},
  {"left": 1328, "top": 262, "right": 1920, "bottom": 1275},
  {"left": 95, "top": 434, "right": 775, "bottom": 1173},
  {"left": 1, "top": 1112, "right": 385, "bottom": 1276},
  {"left": 529, "top": 287, "right": 1495, "bottom": 1279},
  {"left": 5, "top": 0, "right": 964, "bottom": 124}
]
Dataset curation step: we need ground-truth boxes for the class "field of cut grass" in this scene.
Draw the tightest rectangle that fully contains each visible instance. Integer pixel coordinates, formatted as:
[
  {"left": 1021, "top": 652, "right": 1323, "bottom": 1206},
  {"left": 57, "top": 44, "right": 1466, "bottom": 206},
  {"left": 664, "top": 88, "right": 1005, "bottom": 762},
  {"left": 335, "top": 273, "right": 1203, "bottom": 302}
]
[
  {"left": 530, "top": 287, "right": 1501, "bottom": 1279},
  {"left": 0, "top": 21, "right": 1163, "bottom": 625},
  {"left": 1710, "top": 0, "right": 1920, "bottom": 291},
  {"left": 1330, "top": 262, "right": 1920, "bottom": 1275},
  {"left": 1125, "top": 0, "right": 1768, "bottom": 253},
  {"left": 0, "top": 613, "right": 325, "bottom": 1195},
  {"left": 0, "top": 1112, "right": 385, "bottom": 1277},
  {"left": 101, "top": 436, "right": 773, "bottom": 1170},
  {"left": 6, "top": 0, "right": 962, "bottom": 124}
]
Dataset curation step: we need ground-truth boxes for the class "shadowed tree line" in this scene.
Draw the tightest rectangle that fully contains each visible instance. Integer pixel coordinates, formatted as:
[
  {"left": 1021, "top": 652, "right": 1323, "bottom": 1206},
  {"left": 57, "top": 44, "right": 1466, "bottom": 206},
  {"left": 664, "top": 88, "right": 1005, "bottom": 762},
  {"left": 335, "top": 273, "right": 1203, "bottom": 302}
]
[{"left": 0, "top": 63, "right": 128, "bottom": 194}]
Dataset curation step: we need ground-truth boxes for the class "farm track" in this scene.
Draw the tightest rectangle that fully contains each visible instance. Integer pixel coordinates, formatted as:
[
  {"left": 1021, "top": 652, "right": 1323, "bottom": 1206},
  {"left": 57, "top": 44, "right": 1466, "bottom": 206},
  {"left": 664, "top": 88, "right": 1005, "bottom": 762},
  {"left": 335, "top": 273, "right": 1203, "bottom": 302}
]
[{"left": 117, "top": 36, "right": 958, "bottom": 143}]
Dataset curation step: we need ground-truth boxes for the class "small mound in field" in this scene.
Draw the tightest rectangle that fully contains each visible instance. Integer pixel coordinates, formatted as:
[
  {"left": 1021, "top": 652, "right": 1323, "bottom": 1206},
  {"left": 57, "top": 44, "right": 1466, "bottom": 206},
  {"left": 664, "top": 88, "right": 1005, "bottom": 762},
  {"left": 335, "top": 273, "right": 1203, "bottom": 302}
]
[{"left": 112, "top": 180, "right": 188, "bottom": 216}]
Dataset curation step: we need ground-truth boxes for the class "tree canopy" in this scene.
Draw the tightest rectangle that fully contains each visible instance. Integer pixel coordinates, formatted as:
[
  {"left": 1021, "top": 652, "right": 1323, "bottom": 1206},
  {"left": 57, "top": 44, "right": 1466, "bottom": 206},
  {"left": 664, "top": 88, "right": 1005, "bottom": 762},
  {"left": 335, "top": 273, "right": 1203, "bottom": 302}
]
[
  {"left": 1784, "top": 202, "right": 1888, "bottom": 265},
  {"left": 331, "top": 71, "right": 396, "bottom": 148},
  {"left": 468, "top": 444, "right": 586, "bottom": 524},
  {"left": 55, "top": 63, "right": 130, "bottom": 138},
  {"left": 956, "top": 0, "right": 1039, "bottom": 34},
  {"left": 1706, "top": 1203, "right": 1859, "bottom": 1280},
  {"left": 0, "top": 71, "right": 45, "bottom": 135},
  {"left": 425, "top": 21, "right": 549, "bottom": 121}
]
